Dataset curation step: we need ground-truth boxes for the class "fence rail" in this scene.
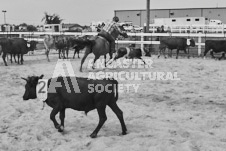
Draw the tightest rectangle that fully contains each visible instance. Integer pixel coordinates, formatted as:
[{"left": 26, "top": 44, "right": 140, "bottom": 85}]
[{"left": 1, "top": 31, "right": 226, "bottom": 56}]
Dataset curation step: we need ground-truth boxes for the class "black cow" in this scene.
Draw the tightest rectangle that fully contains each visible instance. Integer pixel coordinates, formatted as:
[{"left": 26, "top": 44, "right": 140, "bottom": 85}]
[
  {"left": 55, "top": 36, "right": 70, "bottom": 59},
  {"left": 158, "top": 37, "right": 196, "bottom": 59},
  {"left": 108, "top": 44, "right": 147, "bottom": 65},
  {"left": 204, "top": 40, "right": 226, "bottom": 60},
  {"left": 22, "top": 75, "right": 127, "bottom": 138},
  {"left": 11, "top": 40, "right": 38, "bottom": 62},
  {"left": 0, "top": 38, "right": 35, "bottom": 66},
  {"left": 0, "top": 38, "right": 11, "bottom": 65},
  {"left": 72, "top": 44, "right": 85, "bottom": 59},
  {"left": 69, "top": 35, "right": 90, "bottom": 59}
]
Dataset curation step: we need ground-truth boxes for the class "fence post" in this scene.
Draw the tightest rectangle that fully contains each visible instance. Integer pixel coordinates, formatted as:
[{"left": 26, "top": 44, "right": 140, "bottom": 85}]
[
  {"left": 198, "top": 33, "right": 202, "bottom": 56},
  {"left": 141, "top": 35, "right": 144, "bottom": 51}
]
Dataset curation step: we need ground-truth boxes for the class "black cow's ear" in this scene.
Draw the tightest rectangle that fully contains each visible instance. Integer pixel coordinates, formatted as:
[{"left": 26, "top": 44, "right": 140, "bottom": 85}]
[
  {"left": 21, "top": 77, "right": 28, "bottom": 81},
  {"left": 39, "top": 74, "right": 44, "bottom": 79}
]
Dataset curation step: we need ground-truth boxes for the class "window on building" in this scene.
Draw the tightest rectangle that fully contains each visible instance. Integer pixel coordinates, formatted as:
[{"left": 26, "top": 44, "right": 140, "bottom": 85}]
[
  {"left": 172, "top": 19, "right": 176, "bottom": 22},
  {"left": 187, "top": 19, "right": 191, "bottom": 21},
  {"left": 195, "top": 19, "right": 199, "bottom": 21}
]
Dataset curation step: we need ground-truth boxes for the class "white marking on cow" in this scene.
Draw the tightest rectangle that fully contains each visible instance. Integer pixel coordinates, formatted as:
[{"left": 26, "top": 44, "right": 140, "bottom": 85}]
[
  {"left": 27, "top": 43, "right": 30, "bottom": 47},
  {"left": 125, "top": 47, "right": 131, "bottom": 58},
  {"left": 187, "top": 39, "right": 191, "bottom": 45},
  {"left": 36, "top": 79, "right": 48, "bottom": 102}
]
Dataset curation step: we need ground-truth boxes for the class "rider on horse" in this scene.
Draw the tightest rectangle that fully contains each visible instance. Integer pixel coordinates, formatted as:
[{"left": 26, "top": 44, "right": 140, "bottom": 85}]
[{"left": 97, "top": 16, "right": 120, "bottom": 54}]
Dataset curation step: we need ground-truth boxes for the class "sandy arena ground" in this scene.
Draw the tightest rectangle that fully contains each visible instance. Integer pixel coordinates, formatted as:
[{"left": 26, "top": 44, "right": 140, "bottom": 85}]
[{"left": 0, "top": 50, "right": 226, "bottom": 151}]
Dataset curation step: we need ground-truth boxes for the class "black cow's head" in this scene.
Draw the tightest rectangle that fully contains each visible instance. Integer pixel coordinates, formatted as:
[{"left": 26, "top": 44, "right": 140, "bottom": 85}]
[
  {"left": 28, "top": 41, "right": 38, "bottom": 52},
  {"left": 187, "top": 38, "right": 196, "bottom": 47},
  {"left": 118, "top": 25, "right": 128, "bottom": 38},
  {"left": 21, "top": 75, "right": 44, "bottom": 100}
]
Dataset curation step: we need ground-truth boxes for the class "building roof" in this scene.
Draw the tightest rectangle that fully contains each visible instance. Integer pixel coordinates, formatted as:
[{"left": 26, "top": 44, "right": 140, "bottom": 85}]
[{"left": 115, "top": 7, "right": 226, "bottom": 12}]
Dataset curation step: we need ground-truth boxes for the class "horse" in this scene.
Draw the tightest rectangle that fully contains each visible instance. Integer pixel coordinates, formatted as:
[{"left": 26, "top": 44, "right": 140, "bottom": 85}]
[{"left": 73, "top": 25, "right": 128, "bottom": 72}]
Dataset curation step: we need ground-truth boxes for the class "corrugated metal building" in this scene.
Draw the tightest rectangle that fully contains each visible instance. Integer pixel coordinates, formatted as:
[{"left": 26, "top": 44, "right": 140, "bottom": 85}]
[{"left": 114, "top": 7, "right": 226, "bottom": 26}]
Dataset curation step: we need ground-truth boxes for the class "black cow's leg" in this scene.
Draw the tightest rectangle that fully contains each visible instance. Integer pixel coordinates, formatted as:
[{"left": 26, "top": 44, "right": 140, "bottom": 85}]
[
  {"left": 13, "top": 54, "right": 16, "bottom": 63},
  {"left": 210, "top": 51, "right": 215, "bottom": 59},
  {"left": 219, "top": 52, "right": 225, "bottom": 60},
  {"left": 21, "top": 54, "right": 24, "bottom": 64},
  {"left": 62, "top": 49, "right": 66, "bottom": 59},
  {"left": 90, "top": 106, "right": 107, "bottom": 138},
  {"left": 163, "top": 48, "right": 167, "bottom": 59},
  {"left": 157, "top": 49, "right": 161, "bottom": 58},
  {"left": 17, "top": 54, "right": 20, "bottom": 64},
  {"left": 73, "top": 49, "right": 76, "bottom": 59},
  {"left": 58, "top": 49, "right": 61, "bottom": 59},
  {"left": 187, "top": 48, "right": 190, "bottom": 59},
  {"left": 176, "top": 49, "right": 179, "bottom": 59},
  {"left": 66, "top": 49, "right": 69, "bottom": 59},
  {"left": 109, "top": 102, "right": 127, "bottom": 135},
  {"left": 58, "top": 108, "right": 65, "bottom": 132},
  {"left": 10, "top": 54, "right": 12, "bottom": 63},
  {"left": 10, "top": 54, "right": 13, "bottom": 63},
  {"left": 50, "top": 107, "right": 60, "bottom": 130},
  {"left": 77, "top": 50, "right": 80, "bottom": 58},
  {"left": 170, "top": 49, "right": 173, "bottom": 57},
  {"left": 2, "top": 52, "right": 8, "bottom": 66}
]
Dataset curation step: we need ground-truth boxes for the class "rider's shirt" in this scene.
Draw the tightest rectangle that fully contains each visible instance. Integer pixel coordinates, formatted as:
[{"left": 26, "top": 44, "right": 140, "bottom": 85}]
[{"left": 103, "top": 21, "right": 120, "bottom": 34}]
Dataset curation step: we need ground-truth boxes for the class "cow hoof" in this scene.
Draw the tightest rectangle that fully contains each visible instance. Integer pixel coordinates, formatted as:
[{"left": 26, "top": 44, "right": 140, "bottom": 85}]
[
  {"left": 122, "top": 131, "right": 127, "bottom": 135},
  {"left": 90, "top": 133, "right": 97, "bottom": 138},
  {"left": 56, "top": 125, "right": 64, "bottom": 132}
]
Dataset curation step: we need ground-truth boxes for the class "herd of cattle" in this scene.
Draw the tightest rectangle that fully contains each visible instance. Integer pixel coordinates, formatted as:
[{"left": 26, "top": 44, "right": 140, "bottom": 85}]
[
  {"left": 0, "top": 35, "right": 225, "bottom": 67},
  {"left": 0, "top": 35, "right": 89, "bottom": 66}
]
